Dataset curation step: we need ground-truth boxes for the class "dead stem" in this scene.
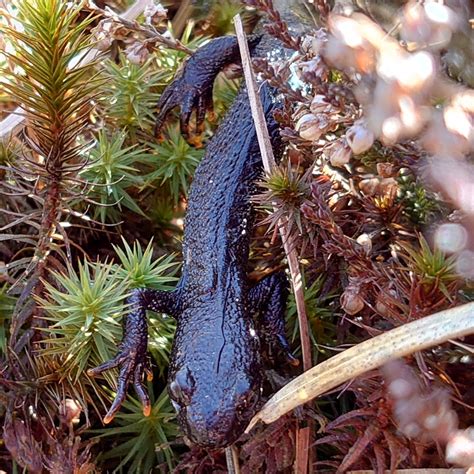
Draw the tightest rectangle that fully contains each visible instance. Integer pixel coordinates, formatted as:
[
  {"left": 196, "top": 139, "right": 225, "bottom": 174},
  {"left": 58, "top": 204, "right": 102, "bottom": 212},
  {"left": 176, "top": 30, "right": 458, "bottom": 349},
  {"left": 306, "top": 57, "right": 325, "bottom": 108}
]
[
  {"left": 9, "top": 160, "right": 61, "bottom": 347},
  {"left": 225, "top": 445, "right": 241, "bottom": 474},
  {"left": 171, "top": 0, "right": 193, "bottom": 39},
  {"left": 234, "top": 13, "right": 313, "bottom": 473}
]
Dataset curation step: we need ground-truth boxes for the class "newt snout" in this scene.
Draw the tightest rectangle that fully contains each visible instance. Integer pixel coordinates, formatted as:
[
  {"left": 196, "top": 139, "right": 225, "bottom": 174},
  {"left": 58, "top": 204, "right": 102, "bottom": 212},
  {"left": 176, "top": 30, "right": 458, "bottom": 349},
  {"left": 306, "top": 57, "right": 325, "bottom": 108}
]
[
  {"left": 169, "top": 317, "right": 263, "bottom": 447},
  {"left": 172, "top": 371, "right": 262, "bottom": 448}
]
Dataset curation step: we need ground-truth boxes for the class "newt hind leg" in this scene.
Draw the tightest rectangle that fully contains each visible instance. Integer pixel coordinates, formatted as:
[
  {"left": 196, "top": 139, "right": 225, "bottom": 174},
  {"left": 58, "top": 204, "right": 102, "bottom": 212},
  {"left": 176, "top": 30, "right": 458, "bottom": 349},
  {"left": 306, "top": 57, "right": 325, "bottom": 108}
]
[
  {"left": 88, "top": 288, "right": 179, "bottom": 423},
  {"left": 249, "top": 272, "right": 299, "bottom": 366}
]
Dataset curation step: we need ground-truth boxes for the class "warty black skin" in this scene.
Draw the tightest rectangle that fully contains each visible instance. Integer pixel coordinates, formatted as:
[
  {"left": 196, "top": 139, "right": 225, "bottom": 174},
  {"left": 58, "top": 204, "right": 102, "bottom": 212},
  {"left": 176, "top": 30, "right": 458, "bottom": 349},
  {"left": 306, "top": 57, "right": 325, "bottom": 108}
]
[{"left": 89, "top": 33, "right": 297, "bottom": 449}]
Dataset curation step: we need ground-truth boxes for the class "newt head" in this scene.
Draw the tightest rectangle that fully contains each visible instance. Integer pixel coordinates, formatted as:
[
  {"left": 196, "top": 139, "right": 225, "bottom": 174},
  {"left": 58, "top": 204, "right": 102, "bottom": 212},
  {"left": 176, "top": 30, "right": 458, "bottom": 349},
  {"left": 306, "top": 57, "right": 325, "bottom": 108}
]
[{"left": 168, "top": 322, "right": 262, "bottom": 448}]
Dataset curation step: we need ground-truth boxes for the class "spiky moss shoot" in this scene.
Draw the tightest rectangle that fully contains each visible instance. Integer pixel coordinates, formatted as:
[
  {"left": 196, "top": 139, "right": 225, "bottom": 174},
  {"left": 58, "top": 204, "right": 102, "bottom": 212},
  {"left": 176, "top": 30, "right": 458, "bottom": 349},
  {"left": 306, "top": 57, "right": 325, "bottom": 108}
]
[
  {"left": 79, "top": 130, "right": 149, "bottom": 223},
  {"left": 145, "top": 126, "right": 204, "bottom": 204},
  {"left": 212, "top": 75, "right": 241, "bottom": 122},
  {"left": 263, "top": 162, "right": 310, "bottom": 206},
  {"left": 357, "top": 147, "right": 387, "bottom": 170},
  {"left": 397, "top": 168, "right": 443, "bottom": 225},
  {"left": 113, "top": 237, "right": 179, "bottom": 290},
  {"left": 0, "top": 139, "right": 20, "bottom": 167},
  {"left": 255, "top": 162, "right": 312, "bottom": 236},
  {"left": 0, "top": 0, "right": 102, "bottom": 274},
  {"left": 286, "top": 275, "right": 336, "bottom": 361},
  {"left": 205, "top": 0, "right": 245, "bottom": 37},
  {"left": 38, "top": 261, "right": 129, "bottom": 385},
  {"left": 92, "top": 386, "right": 178, "bottom": 473},
  {"left": 143, "top": 192, "right": 179, "bottom": 238},
  {"left": 0, "top": 139, "right": 20, "bottom": 181},
  {"left": 398, "top": 234, "right": 460, "bottom": 301},
  {"left": 38, "top": 240, "right": 178, "bottom": 417},
  {"left": 101, "top": 58, "right": 164, "bottom": 134}
]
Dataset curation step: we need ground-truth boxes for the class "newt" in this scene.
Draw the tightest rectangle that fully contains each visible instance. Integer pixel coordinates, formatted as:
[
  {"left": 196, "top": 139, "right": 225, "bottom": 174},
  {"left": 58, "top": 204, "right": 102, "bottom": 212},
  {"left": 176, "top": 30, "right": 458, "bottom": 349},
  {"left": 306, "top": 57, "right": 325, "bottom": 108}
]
[{"left": 89, "top": 5, "right": 302, "bottom": 449}]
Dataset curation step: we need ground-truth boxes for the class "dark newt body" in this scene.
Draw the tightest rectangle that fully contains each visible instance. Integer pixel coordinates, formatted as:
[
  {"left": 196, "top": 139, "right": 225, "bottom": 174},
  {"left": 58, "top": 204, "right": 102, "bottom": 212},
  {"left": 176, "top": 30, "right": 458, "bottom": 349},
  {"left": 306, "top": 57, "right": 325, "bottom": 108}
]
[
  {"left": 169, "top": 82, "right": 285, "bottom": 446},
  {"left": 89, "top": 28, "right": 297, "bottom": 448}
]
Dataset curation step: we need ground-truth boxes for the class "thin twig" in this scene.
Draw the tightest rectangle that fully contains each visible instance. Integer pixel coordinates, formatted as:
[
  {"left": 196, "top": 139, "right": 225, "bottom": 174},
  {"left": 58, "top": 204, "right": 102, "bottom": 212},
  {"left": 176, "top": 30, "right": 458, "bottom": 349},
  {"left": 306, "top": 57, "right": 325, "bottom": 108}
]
[
  {"left": 104, "top": 13, "right": 193, "bottom": 55},
  {"left": 225, "top": 445, "right": 241, "bottom": 474},
  {"left": 233, "top": 13, "right": 312, "bottom": 373},
  {"left": 234, "top": 13, "right": 313, "bottom": 474}
]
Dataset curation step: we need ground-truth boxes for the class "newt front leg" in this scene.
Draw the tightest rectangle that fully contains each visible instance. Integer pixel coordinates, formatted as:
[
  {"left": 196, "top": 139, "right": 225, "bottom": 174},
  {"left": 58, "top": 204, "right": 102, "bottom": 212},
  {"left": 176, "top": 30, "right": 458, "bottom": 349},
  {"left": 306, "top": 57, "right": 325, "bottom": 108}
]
[
  {"left": 88, "top": 288, "right": 180, "bottom": 423},
  {"left": 154, "top": 35, "right": 261, "bottom": 136}
]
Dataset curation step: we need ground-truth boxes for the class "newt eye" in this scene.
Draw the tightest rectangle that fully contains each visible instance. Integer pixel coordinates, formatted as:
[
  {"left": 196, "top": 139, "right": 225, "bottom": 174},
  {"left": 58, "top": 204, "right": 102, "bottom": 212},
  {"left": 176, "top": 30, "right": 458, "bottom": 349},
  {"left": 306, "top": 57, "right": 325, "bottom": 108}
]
[{"left": 169, "top": 369, "right": 194, "bottom": 406}]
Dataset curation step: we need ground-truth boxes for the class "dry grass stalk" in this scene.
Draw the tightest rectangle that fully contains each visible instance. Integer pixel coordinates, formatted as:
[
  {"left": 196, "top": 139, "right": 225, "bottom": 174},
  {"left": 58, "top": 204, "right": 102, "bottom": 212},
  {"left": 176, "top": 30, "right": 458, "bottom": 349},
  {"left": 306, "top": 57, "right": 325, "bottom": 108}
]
[
  {"left": 234, "top": 13, "right": 313, "bottom": 473},
  {"left": 247, "top": 301, "right": 474, "bottom": 430}
]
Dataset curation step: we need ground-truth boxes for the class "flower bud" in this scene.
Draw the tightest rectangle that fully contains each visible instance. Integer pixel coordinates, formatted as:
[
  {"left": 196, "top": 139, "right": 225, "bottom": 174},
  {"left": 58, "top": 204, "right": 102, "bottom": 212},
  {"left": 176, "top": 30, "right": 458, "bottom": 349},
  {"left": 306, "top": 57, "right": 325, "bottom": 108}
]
[
  {"left": 381, "top": 116, "right": 402, "bottom": 145},
  {"left": 341, "top": 286, "right": 364, "bottom": 315},
  {"left": 92, "top": 19, "right": 114, "bottom": 51},
  {"left": 95, "top": 35, "right": 113, "bottom": 51},
  {"left": 444, "top": 105, "right": 473, "bottom": 142},
  {"left": 356, "top": 233, "right": 372, "bottom": 255},
  {"left": 446, "top": 428, "right": 474, "bottom": 467},
  {"left": 59, "top": 399, "right": 81, "bottom": 425},
  {"left": 144, "top": 2, "right": 167, "bottom": 26},
  {"left": 452, "top": 90, "right": 474, "bottom": 114},
  {"left": 375, "top": 287, "right": 398, "bottom": 317},
  {"left": 396, "top": 51, "right": 435, "bottom": 93},
  {"left": 435, "top": 223, "right": 468, "bottom": 253},
  {"left": 346, "top": 120, "right": 374, "bottom": 154},
  {"left": 327, "top": 139, "right": 351, "bottom": 167},
  {"left": 126, "top": 43, "right": 149, "bottom": 65},
  {"left": 310, "top": 95, "right": 336, "bottom": 114},
  {"left": 422, "top": 110, "right": 472, "bottom": 159},
  {"left": 401, "top": 1, "right": 457, "bottom": 49},
  {"left": 296, "top": 113, "right": 328, "bottom": 142}
]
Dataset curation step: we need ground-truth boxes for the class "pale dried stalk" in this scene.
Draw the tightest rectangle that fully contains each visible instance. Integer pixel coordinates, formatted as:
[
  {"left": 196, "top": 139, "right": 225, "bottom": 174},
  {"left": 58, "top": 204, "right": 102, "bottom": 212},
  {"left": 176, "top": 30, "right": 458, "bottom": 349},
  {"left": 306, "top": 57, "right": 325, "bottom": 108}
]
[
  {"left": 234, "top": 13, "right": 313, "bottom": 474},
  {"left": 0, "top": 0, "right": 150, "bottom": 140},
  {"left": 233, "top": 14, "right": 312, "bottom": 372},
  {"left": 246, "top": 302, "right": 474, "bottom": 431},
  {"left": 225, "top": 445, "right": 241, "bottom": 474}
]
